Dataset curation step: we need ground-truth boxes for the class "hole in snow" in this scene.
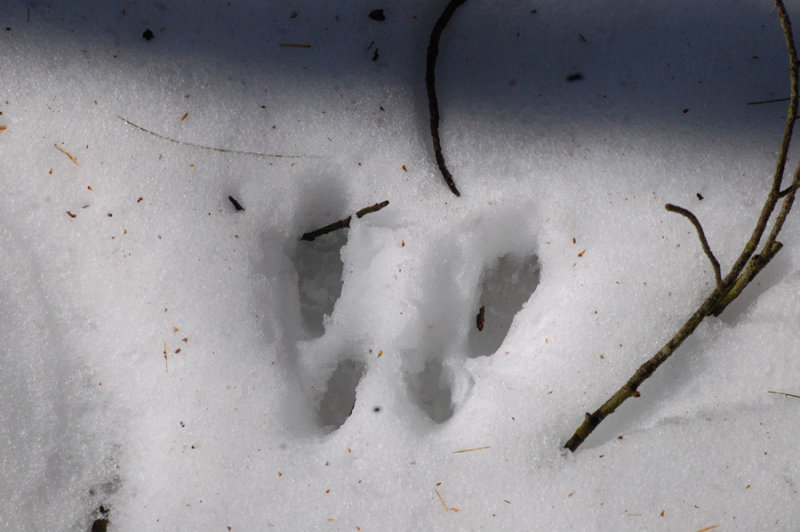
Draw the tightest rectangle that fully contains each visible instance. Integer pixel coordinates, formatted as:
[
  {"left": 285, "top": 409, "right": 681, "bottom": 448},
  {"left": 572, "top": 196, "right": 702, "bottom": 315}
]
[
  {"left": 407, "top": 358, "right": 454, "bottom": 423},
  {"left": 317, "top": 359, "right": 365, "bottom": 430},
  {"left": 468, "top": 252, "right": 540, "bottom": 357},
  {"left": 295, "top": 229, "right": 346, "bottom": 337}
]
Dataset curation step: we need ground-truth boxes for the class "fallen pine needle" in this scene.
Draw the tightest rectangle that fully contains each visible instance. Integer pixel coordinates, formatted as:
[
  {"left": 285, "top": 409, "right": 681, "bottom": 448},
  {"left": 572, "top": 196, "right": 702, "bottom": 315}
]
[
  {"left": 55, "top": 144, "right": 78, "bottom": 164},
  {"left": 451, "top": 446, "right": 490, "bottom": 454},
  {"left": 279, "top": 43, "right": 311, "bottom": 48},
  {"left": 435, "top": 489, "right": 448, "bottom": 511},
  {"left": 768, "top": 390, "right": 800, "bottom": 399},
  {"left": 696, "top": 526, "right": 720, "bottom": 532},
  {"left": 434, "top": 489, "right": 460, "bottom": 512},
  {"left": 164, "top": 341, "right": 168, "bottom": 373},
  {"left": 116, "top": 115, "right": 314, "bottom": 159}
]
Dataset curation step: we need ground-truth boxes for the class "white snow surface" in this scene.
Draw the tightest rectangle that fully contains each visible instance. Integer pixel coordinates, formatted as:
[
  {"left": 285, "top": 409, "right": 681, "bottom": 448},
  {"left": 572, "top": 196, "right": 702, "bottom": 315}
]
[{"left": 2, "top": 0, "right": 800, "bottom": 530}]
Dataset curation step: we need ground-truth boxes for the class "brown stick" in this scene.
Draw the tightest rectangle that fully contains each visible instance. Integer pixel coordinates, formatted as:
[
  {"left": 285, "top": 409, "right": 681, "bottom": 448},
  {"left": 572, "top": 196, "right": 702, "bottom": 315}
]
[
  {"left": 300, "top": 201, "right": 390, "bottom": 241},
  {"left": 228, "top": 195, "right": 245, "bottom": 211},
  {"left": 356, "top": 200, "right": 390, "bottom": 218},
  {"left": 426, "top": 0, "right": 469, "bottom": 197}
]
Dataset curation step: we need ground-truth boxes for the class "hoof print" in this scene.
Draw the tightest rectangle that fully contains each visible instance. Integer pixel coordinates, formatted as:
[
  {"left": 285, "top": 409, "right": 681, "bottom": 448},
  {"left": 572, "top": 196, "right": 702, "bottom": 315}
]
[
  {"left": 469, "top": 253, "right": 540, "bottom": 357},
  {"left": 295, "top": 230, "right": 346, "bottom": 337},
  {"left": 407, "top": 358, "right": 454, "bottom": 423},
  {"left": 317, "top": 359, "right": 365, "bottom": 431}
]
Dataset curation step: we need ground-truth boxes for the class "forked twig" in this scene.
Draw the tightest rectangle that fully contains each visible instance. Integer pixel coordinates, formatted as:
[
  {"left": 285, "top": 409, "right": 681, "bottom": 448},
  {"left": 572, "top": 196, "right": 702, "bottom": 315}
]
[
  {"left": 565, "top": 0, "right": 800, "bottom": 452},
  {"left": 426, "top": 0, "right": 469, "bottom": 197}
]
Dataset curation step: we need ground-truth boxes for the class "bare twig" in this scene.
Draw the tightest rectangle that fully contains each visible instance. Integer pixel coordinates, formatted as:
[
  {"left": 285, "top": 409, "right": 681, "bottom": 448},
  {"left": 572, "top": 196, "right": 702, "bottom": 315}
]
[
  {"left": 426, "top": 0, "right": 469, "bottom": 197},
  {"left": 117, "top": 115, "right": 312, "bottom": 159},
  {"left": 665, "top": 203, "right": 722, "bottom": 287},
  {"left": 721, "top": 0, "right": 798, "bottom": 291},
  {"left": 300, "top": 216, "right": 352, "bottom": 242},
  {"left": 356, "top": 200, "right": 390, "bottom": 218},
  {"left": 565, "top": 0, "right": 800, "bottom": 452},
  {"left": 768, "top": 390, "right": 800, "bottom": 399},
  {"left": 747, "top": 96, "right": 790, "bottom": 105},
  {"left": 228, "top": 196, "right": 245, "bottom": 211},
  {"left": 300, "top": 201, "right": 390, "bottom": 241},
  {"left": 711, "top": 241, "right": 783, "bottom": 316},
  {"left": 564, "top": 298, "right": 716, "bottom": 452}
]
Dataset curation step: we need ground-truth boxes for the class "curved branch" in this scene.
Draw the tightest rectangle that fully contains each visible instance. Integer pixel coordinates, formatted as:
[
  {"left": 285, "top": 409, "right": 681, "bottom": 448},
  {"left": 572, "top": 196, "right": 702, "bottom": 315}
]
[
  {"left": 665, "top": 203, "right": 722, "bottom": 287},
  {"left": 426, "top": 0, "right": 469, "bottom": 197}
]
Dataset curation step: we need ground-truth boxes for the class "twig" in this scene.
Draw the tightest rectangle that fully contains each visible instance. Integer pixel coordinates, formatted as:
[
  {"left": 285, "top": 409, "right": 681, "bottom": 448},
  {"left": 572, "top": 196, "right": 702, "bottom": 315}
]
[
  {"left": 721, "top": 0, "right": 798, "bottom": 291},
  {"left": 564, "top": 299, "right": 715, "bottom": 452},
  {"left": 116, "top": 115, "right": 312, "bottom": 159},
  {"left": 747, "top": 96, "right": 790, "bottom": 105},
  {"left": 300, "top": 201, "right": 390, "bottom": 241},
  {"left": 564, "top": 0, "right": 800, "bottom": 452},
  {"left": 768, "top": 390, "right": 800, "bottom": 399},
  {"left": 300, "top": 216, "right": 352, "bottom": 242},
  {"left": 665, "top": 203, "right": 722, "bottom": 287},
  {"left": 228, "top": 196, "right": 245, "bottom": 211},
  {"left": 711, "top": 241, "right": 782, "bottom": 316},
  {"left": 356, "top": 200, "right": 390, "bottom": 218},
  {"left": 426, "top": 0, "right": 469, "bottom": 197}
]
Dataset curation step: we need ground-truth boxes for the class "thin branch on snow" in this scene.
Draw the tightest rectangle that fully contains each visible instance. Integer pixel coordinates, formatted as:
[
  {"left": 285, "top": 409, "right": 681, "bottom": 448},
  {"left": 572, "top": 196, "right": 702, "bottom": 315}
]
[
  {"left": 426, "top": 0, "right": 469, "bottom": 197},
  {"left": 300, "top": 201, "right": 390, "bottom": 241},
  {"left": 565, "top": 0, "right": 800, "bottom": 452}
]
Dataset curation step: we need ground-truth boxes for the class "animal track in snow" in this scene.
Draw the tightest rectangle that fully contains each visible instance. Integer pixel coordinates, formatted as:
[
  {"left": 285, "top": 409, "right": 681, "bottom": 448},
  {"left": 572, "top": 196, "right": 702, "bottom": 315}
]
[
  {"left": 316, "top": 358, "right": 365, "bottom": 430},
  {"left": 405, "top": 356, "right": 454, "bottom": 423},
  {"left": 280, "top": 203, "right": 539, "bottom": 434},
  {"left": 469, "top": 253, "right": 541, "bottom": 357},
  {"left": 294, "top": 230, "right": 346, "bottom": 338}
]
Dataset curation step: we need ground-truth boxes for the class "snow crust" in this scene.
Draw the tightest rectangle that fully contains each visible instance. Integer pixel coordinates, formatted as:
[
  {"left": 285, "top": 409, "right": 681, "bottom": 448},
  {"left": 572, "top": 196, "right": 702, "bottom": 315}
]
[{"left": 2, "top": 0, "right": 800, "bottom": 530}]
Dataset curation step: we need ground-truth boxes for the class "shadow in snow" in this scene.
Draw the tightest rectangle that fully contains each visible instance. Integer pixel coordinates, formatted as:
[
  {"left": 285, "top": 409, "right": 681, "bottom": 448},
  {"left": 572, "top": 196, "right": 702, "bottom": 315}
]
[
  {"left": 290, "top": 178, "right": 349, "bottom": 338},
  {"left": 406, "top": 356, "right": 454, "bottom": 424},
  {"left": 295, "top": 230, "right": 346, "bottom": 337},
  {"left": 469, "top": 252, "right": 540, "bottom": 357},
  {"left": 317, "top": 358, "right": 365, "bottom": 431}
]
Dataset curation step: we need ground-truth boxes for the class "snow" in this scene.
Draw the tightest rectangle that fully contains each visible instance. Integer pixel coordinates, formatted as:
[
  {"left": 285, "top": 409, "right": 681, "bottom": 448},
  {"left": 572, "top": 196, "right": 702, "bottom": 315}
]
[{"left": 2, "top": 0, "right": 800, "bottom": 530}]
